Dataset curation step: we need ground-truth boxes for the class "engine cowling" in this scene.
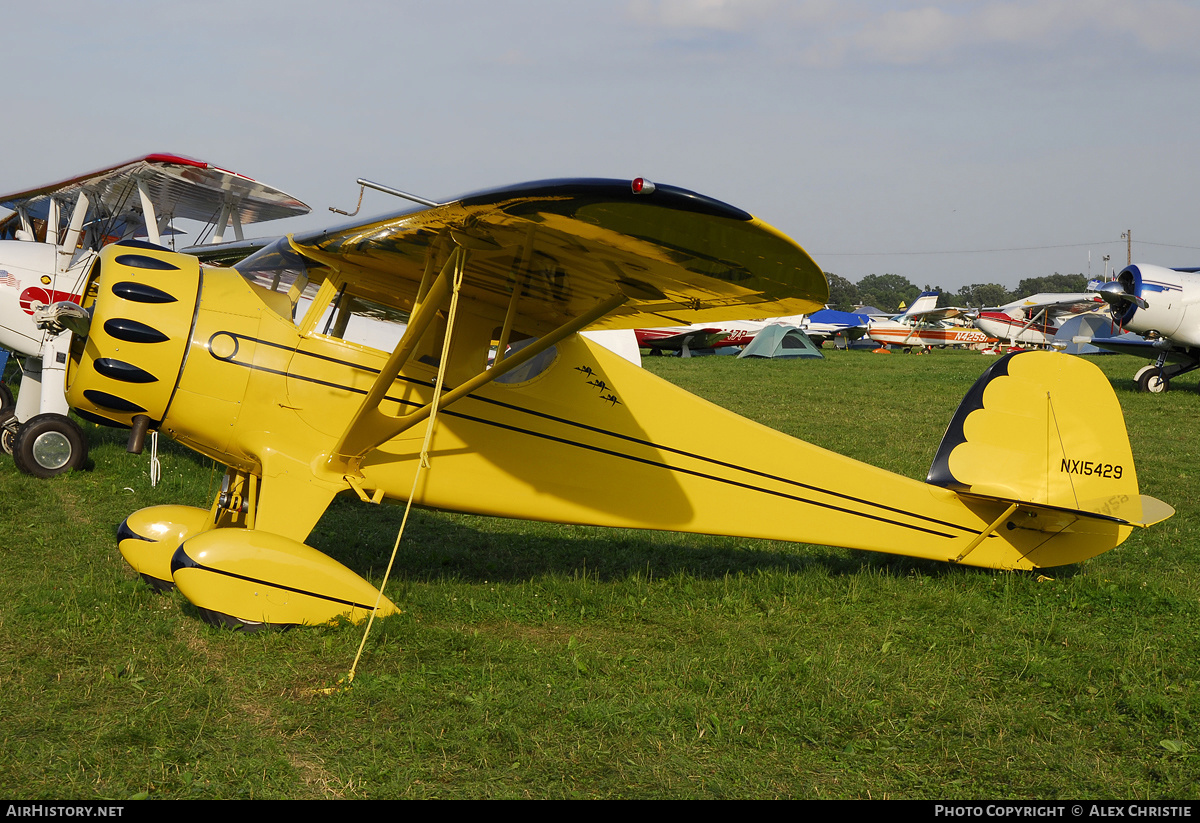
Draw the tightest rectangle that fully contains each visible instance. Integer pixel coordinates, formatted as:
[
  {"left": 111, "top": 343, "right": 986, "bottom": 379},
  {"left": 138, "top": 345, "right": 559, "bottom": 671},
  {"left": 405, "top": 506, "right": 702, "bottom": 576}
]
[
  {"left": 1098, "top": 264, "right": 1200, "bottom": 347},
  {"left": 65, "top": 240, "right": 201, "bottom": 429}
]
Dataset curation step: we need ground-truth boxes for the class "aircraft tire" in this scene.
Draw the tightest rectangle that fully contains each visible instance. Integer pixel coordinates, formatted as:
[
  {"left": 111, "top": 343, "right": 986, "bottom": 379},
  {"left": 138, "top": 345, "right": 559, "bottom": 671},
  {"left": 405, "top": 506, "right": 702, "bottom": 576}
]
[
  {"left": 12, "top": 414, "right": 88, "bottom": 478},
  {"left": 194, "top": 606, "right": 277, "bottom": 633},
  {"left": 140, "top": 573, "right": 176, "bottom": 594},
  {"left": 0, "top": 424, "right": 14, "bottom": 456},
  {"left": 1137, "top": 370, "right": 1169, "bottom": 394}
]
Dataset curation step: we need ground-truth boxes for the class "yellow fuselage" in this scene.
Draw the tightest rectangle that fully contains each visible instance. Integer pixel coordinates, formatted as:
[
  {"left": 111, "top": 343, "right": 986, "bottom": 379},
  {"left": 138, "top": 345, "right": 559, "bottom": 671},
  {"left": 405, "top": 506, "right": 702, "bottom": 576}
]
[{"left": 66, "top": 246, "right": 1135, "bottom": 573}]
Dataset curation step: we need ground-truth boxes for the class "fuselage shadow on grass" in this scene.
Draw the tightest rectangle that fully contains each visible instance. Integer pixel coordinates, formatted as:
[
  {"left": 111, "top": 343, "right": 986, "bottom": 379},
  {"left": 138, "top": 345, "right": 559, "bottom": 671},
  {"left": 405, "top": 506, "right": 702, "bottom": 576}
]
[{"left": 304, "top": 495, "right": 1034, "bottom": 586}]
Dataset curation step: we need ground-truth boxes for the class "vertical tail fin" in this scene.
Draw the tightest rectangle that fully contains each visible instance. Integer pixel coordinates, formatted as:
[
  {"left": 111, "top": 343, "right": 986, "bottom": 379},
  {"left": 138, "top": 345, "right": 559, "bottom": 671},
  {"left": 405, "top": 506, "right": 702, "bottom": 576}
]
[
  {"left": 927, "top": 350, "right": 1172, "bottom": 529},
  {"left": 902, "top": 290, "right": 941, "bottom": 318}
]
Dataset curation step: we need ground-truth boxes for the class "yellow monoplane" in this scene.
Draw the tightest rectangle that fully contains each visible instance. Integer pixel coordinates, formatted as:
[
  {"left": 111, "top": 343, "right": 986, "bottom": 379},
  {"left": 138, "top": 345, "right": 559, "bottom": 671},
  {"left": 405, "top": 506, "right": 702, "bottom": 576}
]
[{"left": 56, "top": 177, "right": 1172, "bottom": 628}]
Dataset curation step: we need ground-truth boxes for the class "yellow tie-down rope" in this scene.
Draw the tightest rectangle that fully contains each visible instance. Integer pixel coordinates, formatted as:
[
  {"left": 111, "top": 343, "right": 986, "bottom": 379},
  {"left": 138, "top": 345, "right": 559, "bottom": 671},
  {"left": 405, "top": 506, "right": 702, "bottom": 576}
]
[{"left": 326, "top": 252, "right": 468, "bottom": 693}]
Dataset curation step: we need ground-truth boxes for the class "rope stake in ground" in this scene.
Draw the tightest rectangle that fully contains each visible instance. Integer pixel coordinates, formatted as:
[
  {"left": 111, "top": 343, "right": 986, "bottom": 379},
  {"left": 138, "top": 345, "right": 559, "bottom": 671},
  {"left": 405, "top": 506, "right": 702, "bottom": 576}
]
[{"left": 332, "top": 249, "right": 469, "bottom": 692}]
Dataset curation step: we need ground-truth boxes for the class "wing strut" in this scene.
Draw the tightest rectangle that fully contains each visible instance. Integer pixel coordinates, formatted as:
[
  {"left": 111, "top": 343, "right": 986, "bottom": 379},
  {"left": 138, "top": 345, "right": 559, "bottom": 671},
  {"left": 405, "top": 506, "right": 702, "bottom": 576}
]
[
  {"left": 311, "top": 239, "right": 629, "bottom": 477},
  {"left": 388, "top": 290, "right": 627, "bottom": 442},
  {"left": 495, "top": 227, "right": 537, "bottom": 366},
  {"left": 59, "top": 190, "right": 91, "bottom": 271},
  {"left": 137, "top": 178, "right": 161, "bottom": 246}
]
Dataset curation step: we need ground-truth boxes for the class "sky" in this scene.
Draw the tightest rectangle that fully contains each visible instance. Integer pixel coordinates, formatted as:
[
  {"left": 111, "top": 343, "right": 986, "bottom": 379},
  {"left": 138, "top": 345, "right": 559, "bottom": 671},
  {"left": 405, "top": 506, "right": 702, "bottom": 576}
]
[{"left": 5, "top": 0, "right": 1198, "bottom": 293}]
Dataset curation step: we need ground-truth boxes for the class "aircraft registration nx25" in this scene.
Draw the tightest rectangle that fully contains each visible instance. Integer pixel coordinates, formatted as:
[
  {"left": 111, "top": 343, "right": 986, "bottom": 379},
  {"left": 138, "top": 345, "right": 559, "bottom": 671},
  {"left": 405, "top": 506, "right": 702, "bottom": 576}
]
[
  {"left": 867, "top": 292, "right": 993, "bottom": 349},
  {"left": 52, "top": 177, "right": 1171, "bottom": 629},
  {"left": 0, "top": 154, "right": 309, "bottom": 476}
]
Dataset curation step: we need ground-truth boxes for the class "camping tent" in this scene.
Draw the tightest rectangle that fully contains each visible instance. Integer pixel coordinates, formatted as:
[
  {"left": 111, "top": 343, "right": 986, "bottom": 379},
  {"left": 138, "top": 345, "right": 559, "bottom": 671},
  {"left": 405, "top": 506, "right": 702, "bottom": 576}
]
[{"left": 737, "top": 326, "right": 824, "bottom": 359}]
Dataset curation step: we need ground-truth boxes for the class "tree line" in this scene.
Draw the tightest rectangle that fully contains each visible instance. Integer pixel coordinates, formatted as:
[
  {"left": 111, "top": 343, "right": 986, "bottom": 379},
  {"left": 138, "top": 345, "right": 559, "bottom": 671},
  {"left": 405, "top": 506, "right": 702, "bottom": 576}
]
[{"left": 825, "top": 273, "right": 1090, "bottom": 314}]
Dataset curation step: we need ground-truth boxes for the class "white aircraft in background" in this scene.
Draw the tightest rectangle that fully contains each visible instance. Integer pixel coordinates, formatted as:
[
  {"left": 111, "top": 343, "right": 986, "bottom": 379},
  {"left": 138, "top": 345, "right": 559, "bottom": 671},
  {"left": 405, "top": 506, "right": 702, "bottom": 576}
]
[
  {"left": 973, "top": 292, "right": 1108, "bottom": 348},
  {"left": 1090, "top": 264, "right": 1200, "bottom": 393},
  {"left": 867, "top": 291, "right": 993, "bottom": 349},
  {"left": 0, "top": 153, "right": 309, "bottom": 476}
]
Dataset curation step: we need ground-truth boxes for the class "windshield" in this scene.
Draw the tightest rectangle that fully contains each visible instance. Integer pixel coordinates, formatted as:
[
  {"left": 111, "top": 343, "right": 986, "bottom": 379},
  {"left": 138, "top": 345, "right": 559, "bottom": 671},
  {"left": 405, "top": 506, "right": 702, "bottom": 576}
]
[{"left": 234, "top": 237, "right": 325, "bottom": 322}]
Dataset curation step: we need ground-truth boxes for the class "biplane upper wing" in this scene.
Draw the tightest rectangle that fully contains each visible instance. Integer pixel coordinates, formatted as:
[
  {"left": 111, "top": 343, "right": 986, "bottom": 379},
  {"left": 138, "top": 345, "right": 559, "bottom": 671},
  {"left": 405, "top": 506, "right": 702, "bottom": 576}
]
[
  {"left": 0, "top": 153, "right": 309, "bottom": 237},
  {"left": 290, "top": 178, "right": 827, "bottom": 335}
]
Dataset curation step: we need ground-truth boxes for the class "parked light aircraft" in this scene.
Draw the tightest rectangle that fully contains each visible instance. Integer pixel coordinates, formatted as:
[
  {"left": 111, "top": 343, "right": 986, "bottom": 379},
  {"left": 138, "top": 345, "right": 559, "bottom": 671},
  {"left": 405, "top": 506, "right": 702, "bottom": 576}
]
[
  {"left": 1091, "top": 264, "right": 1200, "bottom": 392},
  {"left": 973, "top": 293, "right": 1107, "bottom": 349},
  {"left": 867, "top": 292, "right": 994, "bottom": 349},
  {"left": 634, "top": 324, "right": 745, "bottom": 356},
  {"left": 800, "top": 308, "right": 874, "bottom": 347},
  {"left": 635, "top": 308, "right": 871, "bottom": 356},
  {"left": 0, "top": 154, "right": 309, "bottom": 476},
  {"left": 50, "top": 177, "right": 1171, "bottom": 629}
]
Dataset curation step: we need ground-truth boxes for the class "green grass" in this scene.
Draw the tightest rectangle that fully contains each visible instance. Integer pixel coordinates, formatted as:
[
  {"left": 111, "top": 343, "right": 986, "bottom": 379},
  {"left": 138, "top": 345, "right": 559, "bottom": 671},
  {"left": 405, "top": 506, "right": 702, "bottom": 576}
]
[{"left": 0, "top": 349, "right": 1196, "bottom": 798}]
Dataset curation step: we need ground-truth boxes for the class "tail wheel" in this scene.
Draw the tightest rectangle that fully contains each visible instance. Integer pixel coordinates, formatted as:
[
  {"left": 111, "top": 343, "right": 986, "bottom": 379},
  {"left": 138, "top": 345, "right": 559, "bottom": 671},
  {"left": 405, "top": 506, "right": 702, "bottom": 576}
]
[
  {"left": 12, "top": 414, "right": 88, "bottom": 477},
  {"left": 1137, "top": 370, "right": 1169, "bottom": 394}
]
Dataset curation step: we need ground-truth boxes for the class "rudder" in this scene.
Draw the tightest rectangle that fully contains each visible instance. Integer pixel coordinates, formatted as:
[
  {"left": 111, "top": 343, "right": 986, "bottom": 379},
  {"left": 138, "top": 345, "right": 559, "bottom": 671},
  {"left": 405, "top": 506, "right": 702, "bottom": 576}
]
[{"left": 928, "top": 350, "right": 1170, "bottom": 529}]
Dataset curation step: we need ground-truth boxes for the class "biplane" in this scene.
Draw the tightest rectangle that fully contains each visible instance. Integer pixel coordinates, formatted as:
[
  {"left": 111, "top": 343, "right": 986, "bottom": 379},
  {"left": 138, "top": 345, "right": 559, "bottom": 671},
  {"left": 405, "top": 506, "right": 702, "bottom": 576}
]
[
  {"left": 52, "top": 176, "right": 1172, "bottom": 629},
  {"left": 0, "top": 154, "right": 309, "bottom": 476}
]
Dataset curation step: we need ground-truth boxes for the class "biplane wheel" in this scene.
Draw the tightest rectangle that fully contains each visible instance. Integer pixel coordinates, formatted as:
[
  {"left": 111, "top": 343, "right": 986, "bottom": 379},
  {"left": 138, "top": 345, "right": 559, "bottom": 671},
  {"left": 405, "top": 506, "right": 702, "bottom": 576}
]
[
  {"left": 1136, "top": 370, "right": 1169, "bottom": 394},
  {"left": 11, "top": 413, "right": 88, "bottom": 477}
]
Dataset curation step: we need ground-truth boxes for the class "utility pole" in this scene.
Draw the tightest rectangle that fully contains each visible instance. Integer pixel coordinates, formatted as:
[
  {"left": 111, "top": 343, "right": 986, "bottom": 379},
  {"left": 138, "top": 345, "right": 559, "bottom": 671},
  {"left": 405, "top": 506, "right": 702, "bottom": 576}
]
[{"left": 1121, "top": 230, "right": 1132, "bottom": 265}]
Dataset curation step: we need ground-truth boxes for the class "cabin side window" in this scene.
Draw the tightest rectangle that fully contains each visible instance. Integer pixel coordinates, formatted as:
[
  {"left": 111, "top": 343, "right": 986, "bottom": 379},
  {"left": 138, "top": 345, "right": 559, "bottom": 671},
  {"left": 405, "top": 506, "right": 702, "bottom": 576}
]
[{"left": 310, "top": 284, "right": 410, "bottom": 352}]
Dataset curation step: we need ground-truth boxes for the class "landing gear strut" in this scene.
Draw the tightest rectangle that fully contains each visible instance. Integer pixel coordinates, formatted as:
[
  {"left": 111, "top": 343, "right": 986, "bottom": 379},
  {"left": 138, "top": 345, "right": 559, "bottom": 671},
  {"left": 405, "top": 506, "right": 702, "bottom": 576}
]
[{"left": 1134, "top": 366, "right": 1169, "bottom": 394}]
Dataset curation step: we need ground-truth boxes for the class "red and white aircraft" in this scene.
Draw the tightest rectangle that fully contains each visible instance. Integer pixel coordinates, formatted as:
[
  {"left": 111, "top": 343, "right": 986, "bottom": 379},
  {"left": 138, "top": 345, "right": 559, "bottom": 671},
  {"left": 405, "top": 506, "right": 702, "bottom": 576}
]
[
  {"left": 867, "top": 291, "right": 994, "bottom": 349},
  {"left": 635, "top": 321, "right": 768, "bottom": 356},
  {"left": 0, "top": 153, "right": 309, "bottom": 476},
  {"left": 635, "top": 307, "right": 878, "bottom": 356},
  {"left": 972, "top": 293, "right": 1107, "bottom": 348}
]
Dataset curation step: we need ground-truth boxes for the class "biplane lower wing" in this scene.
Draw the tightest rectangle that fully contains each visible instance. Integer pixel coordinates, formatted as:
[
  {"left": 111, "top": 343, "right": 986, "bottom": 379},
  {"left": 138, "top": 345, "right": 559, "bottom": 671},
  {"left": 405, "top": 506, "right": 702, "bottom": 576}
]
[{"left": 59, "top": 178, "right": 1170, "bottom": 629}]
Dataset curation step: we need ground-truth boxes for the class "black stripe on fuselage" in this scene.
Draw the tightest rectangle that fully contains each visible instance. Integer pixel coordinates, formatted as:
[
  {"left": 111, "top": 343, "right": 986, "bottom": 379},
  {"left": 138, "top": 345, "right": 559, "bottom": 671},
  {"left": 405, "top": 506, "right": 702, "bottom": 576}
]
[{"left": 206, "top": 332, "right": 985, "bottom": 540}]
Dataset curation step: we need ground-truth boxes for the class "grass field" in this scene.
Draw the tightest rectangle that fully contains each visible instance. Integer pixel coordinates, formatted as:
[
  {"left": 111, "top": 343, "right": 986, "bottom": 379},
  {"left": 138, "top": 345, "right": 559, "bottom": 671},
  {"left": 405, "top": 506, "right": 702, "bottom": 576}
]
[{"left": 1, "top": 349, "right": 1196, "bottom": 799}]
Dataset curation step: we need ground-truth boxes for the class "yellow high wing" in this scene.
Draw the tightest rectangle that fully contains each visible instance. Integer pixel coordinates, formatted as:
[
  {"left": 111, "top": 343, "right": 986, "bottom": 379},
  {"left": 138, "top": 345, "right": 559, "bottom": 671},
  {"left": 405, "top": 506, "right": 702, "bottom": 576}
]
[
  {"left": 287, "top": 178, "right": 828, "bottom": 471},
  {"left": 296, "top": 178, "right": 827, "bottom": 331}
]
